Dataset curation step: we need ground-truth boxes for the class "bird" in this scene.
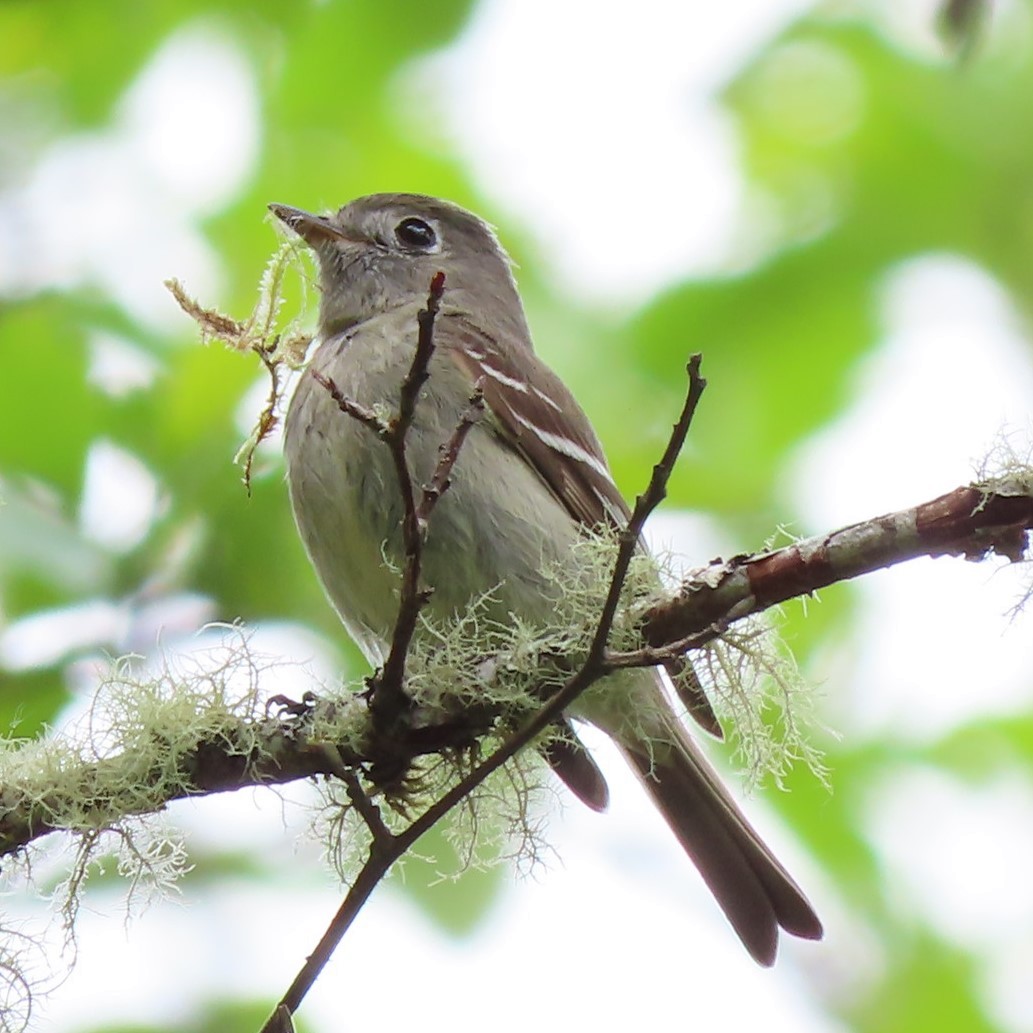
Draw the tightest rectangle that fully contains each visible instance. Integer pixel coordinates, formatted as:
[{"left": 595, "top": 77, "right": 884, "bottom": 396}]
[{"left": 272, "top": 193, "right": 822, "bottom": 965}]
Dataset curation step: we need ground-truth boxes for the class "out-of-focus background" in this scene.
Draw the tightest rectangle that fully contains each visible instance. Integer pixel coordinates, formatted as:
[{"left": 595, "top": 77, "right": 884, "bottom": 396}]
[{"left": 3, "top": 1, "right": 1033, "bottom": 1030}]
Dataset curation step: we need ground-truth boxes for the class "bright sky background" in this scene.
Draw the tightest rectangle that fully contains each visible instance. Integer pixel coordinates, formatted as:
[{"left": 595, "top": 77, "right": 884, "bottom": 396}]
[{"left": 5, "top": 1, "right": 1033, "bottom": 1031}]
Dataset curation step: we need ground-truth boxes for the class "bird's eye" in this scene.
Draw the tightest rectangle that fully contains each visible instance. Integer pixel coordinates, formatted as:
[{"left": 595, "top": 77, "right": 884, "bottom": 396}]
[{"left": 394, "top": 217, "right": 437, "bottom": 250}]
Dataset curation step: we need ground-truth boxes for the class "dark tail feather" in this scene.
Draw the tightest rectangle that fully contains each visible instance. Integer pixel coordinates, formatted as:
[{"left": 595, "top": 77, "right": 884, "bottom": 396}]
[
  {"left": 621, "top": 739, "right": 822, "bottom": 966},
  {"left": 664, "top": 657, "right": 723, "bottom": 740},
  {"left": 544, "top": 719, "right": 610, "bottom": 812}
]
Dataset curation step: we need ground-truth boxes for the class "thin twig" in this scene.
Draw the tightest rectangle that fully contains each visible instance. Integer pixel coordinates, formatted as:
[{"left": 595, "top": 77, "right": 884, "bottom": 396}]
[
  {"left": 397, "top": 270, "right": 447, "bottom": 438},
  {"left": 262, "top": 851, "right": 394, "bottom": 1028},
  {"left": 608, "top": 620, "right": 733, "bottom": 671},
  {"left": 418, "top": 386, "right": 485, "bottom": 522},
  {"left": 372, "top": 272, "right": 447, "bottom": 728},
  {"left": 308, "top": 276, "right": 456, "bottom": 741},
  {"left": 587, "top": 353, "right": 706, "bottom": 666},
  {"left": 309, "top": 372, "right": 388, "bottom": 436},
  {"left": 341, "top": 768, "right": 393, "bottom": 848},
  {"left": 241, "top": 340, "right": 284, "bottom": 496}
]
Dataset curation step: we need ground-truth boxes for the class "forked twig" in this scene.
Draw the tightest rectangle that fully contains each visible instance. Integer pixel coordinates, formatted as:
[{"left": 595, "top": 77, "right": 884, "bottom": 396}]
[
  {"left": 419, "top": 386, "right": 485, "bottom": 520},
  {"left": 373, "top": 271, "right": 447, "bottom": 727},
  {"left": 340, "top": 768, "right": 393, "bottom": 849},
  {"left": 306, "top": 275, "right": 469, "bottom": 743}
]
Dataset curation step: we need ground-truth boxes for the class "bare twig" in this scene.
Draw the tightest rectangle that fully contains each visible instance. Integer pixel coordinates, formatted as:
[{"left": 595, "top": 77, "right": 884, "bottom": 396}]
[
  {"left": 372, "top": 272, "right": 447, "bottom": 730},
  {"left": 587, "top": 354, "right": 706, "bottom": 667},
  {"left": 341, "top": 768, "right": 393, "bottom": 848},
  {"left": 306, "top": 275, "right": 459, "bottom": 753},
  {"left": 309, "top": 372, "right": 387, "bottom": 436},
  {"left": 418, "top": 386, "right": 485, "bottom": 521},
  {"left": 398, "top": 271, "right": 447, "bottom": 437},
  {"left": 241, "top": 341, "right": 285, "bottom": 495},
  {"left": 266, "top": 851, "right": 394, "bottom": 1026}
]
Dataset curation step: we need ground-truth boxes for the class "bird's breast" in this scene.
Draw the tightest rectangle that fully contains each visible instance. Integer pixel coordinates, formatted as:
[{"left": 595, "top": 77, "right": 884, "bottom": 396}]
[{"left": 284, "top": 320, "right": 581, "bottom": 662}]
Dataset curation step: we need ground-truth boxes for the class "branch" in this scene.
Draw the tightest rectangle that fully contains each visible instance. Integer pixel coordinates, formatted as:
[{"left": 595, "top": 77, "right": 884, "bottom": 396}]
[
  {"left": 307, "top": 374, "right": 386, "bottom": 436},
  {"left": 372, "top": 271, "right": 447, "bottom": 732},
  {"left": 641, "top": 483, "right": 1033, "bottom": 651},
  {"left": 304, "top": 274, "right": 475, "bottom": 780},
  {"left": 588, "top": 354, "right": 706, "bottom": 666},
  {"left": 2, "top": 480, "right": 1029, "bottom": 863},
  {"left": 418, "top": 386, "right": 485, "bottom": 521}
]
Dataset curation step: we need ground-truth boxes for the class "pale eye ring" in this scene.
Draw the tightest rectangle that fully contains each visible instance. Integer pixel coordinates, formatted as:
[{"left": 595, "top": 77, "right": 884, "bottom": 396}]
[{"left": 394, "top": 216, "right": 437, "bottom": 250}]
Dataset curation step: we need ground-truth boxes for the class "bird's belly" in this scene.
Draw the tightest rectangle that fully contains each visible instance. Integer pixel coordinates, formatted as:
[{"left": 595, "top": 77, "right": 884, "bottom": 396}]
[
  {"left": 285, "top": 369, "right": 581, "bottom": 665},
  {"left": 284, "top": 424, "right": 399, "bottom": 663}
]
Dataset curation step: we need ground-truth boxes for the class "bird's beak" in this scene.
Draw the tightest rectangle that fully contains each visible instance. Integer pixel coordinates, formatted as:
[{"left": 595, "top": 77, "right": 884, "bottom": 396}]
[{"left": 268, "top": 203, "right": 350, "bottom": 246}]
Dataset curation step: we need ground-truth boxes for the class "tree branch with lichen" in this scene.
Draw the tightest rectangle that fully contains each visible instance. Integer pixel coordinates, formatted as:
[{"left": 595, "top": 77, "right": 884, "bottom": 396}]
[
  {"left": 639, "top": 481, "right": 1033, "bottom": 658},
  {"left": 1, "top": 473, "right": 1028, "bottom": 863}
]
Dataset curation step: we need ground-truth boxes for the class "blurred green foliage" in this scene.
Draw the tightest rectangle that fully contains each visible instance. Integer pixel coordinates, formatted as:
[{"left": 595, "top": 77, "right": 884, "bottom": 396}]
[{"left": 2, "top": 1, "right": 1033, "bottom": 1031}]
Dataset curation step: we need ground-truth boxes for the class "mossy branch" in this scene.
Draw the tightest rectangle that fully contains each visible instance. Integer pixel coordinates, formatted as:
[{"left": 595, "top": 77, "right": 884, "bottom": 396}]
[
  {"left": 641, "top": 481, "right": 1033, "bottom": 655},
  {"left": 1, "top": 478, "right": 1030, "bottom": 865}
]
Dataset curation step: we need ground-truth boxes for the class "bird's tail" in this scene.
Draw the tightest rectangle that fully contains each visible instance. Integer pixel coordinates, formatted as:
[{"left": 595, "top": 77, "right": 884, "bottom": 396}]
[{"left": 583, "top": 672, "right": 823, "bottom": 965}]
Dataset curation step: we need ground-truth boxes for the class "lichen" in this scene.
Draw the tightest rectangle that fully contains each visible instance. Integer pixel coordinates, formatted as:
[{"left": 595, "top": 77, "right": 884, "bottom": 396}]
[{"left": 165, "top": 238, "right": 316, "bottom": 491}]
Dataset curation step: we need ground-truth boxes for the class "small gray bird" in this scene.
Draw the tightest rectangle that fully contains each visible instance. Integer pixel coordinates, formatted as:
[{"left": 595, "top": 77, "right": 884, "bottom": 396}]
[{"left": 273, "top": 193, "right": 822, "bottom": 965}]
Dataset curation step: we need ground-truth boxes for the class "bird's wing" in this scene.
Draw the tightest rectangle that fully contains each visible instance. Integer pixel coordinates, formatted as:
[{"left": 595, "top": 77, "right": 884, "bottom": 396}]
[
  {"left": 443, "top": 313, "right": 721, "bottom": 736},
  {"left": 444, "top": 314, "right": 631, "bottom": 530}
]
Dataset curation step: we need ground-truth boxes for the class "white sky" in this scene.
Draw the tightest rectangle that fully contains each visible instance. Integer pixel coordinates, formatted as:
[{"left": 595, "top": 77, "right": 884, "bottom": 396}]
[
  {"left": 4, "top": 1, "right": 1033, "bottom": 1031},
  {"left": 413, "top": 0, "right": 810, "bottom": 303}
]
